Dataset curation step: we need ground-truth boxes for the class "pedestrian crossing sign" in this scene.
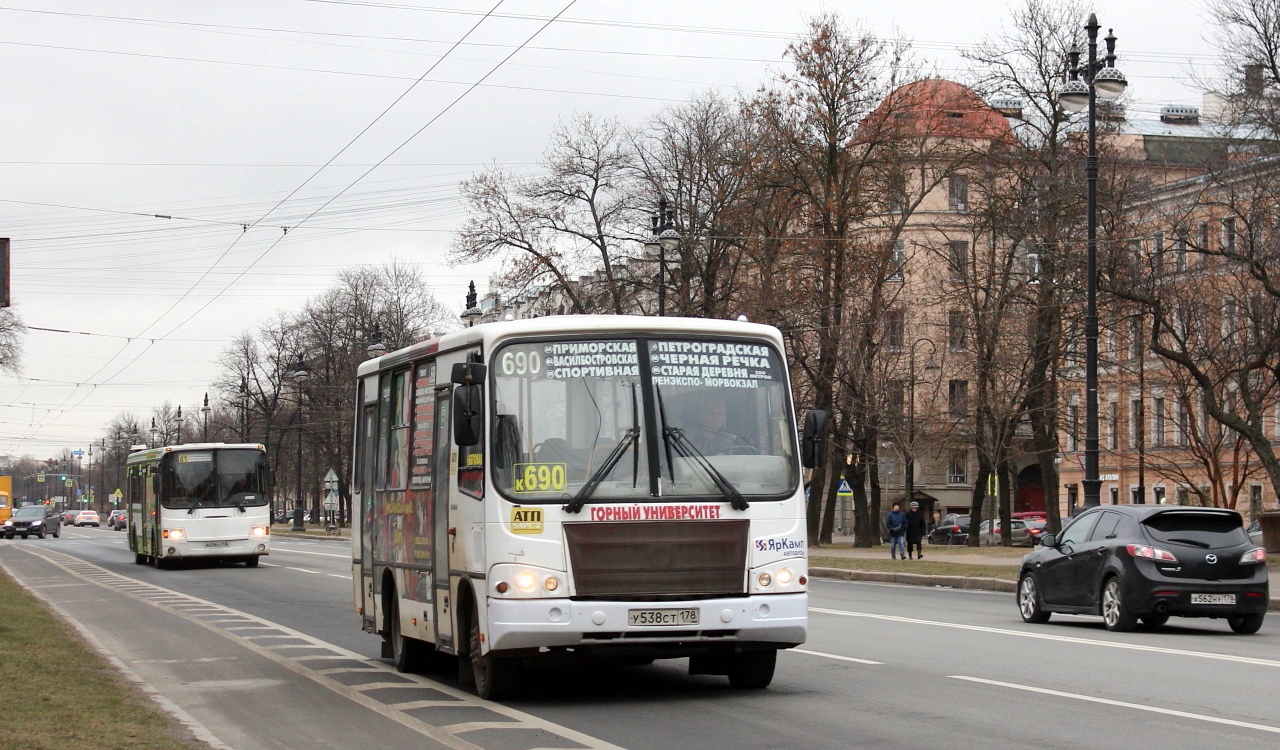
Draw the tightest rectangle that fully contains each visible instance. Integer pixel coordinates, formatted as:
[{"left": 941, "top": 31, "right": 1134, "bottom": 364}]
[{"left": 837, "top": 479, "right": 853, "bottom": 496}]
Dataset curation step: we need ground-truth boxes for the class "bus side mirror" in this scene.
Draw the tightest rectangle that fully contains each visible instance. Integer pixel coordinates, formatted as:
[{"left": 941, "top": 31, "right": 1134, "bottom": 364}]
[
  {"left": 453, "top": 385, "right": 484, "bottom": 447},
  {"left": 801, "top": 409, "right": 827, "bottom": 469},
  {"left": 451, "top": 362, "right": 487, "bottom": 385}
]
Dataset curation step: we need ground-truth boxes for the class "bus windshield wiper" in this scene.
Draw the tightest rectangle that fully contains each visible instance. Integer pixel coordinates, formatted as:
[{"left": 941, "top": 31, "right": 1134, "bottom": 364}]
[
  {"left": 564, "top": 384, "right": 641, "bottom": 514},
  {"left": 656, "top": 386, "right": 748, "bottom": 511}
]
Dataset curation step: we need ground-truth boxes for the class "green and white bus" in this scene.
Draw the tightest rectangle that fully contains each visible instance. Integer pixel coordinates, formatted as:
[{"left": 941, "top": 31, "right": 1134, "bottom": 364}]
[{"left": 127, "top": 443, "right": 272, "bottom": 568}]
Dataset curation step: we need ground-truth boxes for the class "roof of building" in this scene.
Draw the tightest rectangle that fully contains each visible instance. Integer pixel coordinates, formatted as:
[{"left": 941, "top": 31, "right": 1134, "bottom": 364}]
[{"left": 865, "top": 78, "right": 1014, "bottom": 142}]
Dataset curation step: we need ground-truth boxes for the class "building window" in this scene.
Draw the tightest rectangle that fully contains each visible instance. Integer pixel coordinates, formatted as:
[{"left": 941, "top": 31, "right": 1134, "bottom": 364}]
[
  {"left": 1130, "top": 396, "right": 1141, "bottom": 449},
  {"left": 948, "top": 449, "right": 968, "bottom": 484},
  {"left": 1153, "top": 486, "right": 1166, "bottom": 504},
  {"left": 1176, "top": 486, "right": 1189, "bottom": 505},
  {"left": 1128, "top": 317, "right": 1142, "bottom": 360},
  {"left": 1025, "top": 251, "right": 1042, "bottom": 283},
  {"left": 886, "top": 240, "right": 905, "bottom": 282},
  {"left": 1151, "top": 231, "right": 1165, "bottom": 275},
  {"left": 1222, "top": 299, "right": 1238, "bottom": 346},
  {"left": 884, "top": 307, "right": 905, "bottom": 349},
  {"left": 948, "top": 241, "right": 968, "bottom": 282},
  {"left": 1174, "top": 234, "right": 1188, "bottom": 272},
  {"left": 1068, "top": 403, "right": 1080, "bottom": 452},
  {"left": 1197, "top": 222, "right": 1210, "bottom": 267},
  {"left": 1153, "top": 397, "right": 1165, "bottom": 447},
  {"left": 948, "top": 310, "right": 968, "bottom": 351},
  {"left": 1110, "top": 487, "right": 1119, "bottom": 505},
  {"left": 949, "top": 380, "right": 969, "bottom": 421},
  {"left": 1222, "top": 216, "right": 1237, "bottom": 254},
  {"left": 948, "top": 176, "right": 968, "bottom": 212},
  {"left": 1176, "top": 401, "right": 1190, "bottom": 446},
  {"left": 888, "top": 172, "right": 906, "bottom": 214},
  {"left": 887, "top": 379, "right": 905, "bottom": 417},
  {"left": 1108, "top": 400, "right": 1119, "bottom": 450}
]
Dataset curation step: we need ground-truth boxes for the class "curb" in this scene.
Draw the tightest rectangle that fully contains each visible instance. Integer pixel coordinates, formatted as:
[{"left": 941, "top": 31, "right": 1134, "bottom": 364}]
[{"left": 810, "top": 567, "right": 1280, "bottom": 611}]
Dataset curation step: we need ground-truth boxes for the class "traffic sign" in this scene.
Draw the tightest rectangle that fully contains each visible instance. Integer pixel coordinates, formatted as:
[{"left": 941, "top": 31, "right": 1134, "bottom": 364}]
[
  {"left": 837, "top": 479, "right": 853, "bottom": 496},
  {"left": 36, "top": 473, "right": 45, "bottom": 483},
  {"left": 64, "top": 479, "right": 73, "bottom": 488},
  {"left": 72, "top": 450, "right": 84, "bottom": 457}
]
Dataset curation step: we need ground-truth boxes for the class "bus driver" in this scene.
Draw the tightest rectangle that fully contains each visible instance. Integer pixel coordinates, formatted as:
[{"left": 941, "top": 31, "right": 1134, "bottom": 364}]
[{"left": 685, "top": 396, "right": 748, "bottom": 455}]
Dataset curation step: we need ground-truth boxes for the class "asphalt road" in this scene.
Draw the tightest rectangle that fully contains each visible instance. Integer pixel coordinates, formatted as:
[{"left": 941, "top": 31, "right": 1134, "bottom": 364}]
[{"left": 3, "top": 525, "right": 1279, "bottom": 750}]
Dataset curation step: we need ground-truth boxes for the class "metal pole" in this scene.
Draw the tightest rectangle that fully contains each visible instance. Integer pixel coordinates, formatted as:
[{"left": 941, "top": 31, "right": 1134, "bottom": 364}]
[
  {"left": 292, "top": 406, "right": 305, "bottom": 531},
  {"left": 1083, "top": 13, "right": 1102, "bottom": 509},
  {"left": 1136, "top": 314, "right": 1145, "bottom": 503},
  {"left": 657, "top": 197, "right": 668, "bottom": 317}
]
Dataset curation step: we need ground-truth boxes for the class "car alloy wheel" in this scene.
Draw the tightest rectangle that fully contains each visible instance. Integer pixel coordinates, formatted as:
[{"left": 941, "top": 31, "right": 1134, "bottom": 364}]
[
  {"left": 1101, "top": 577, "right": 1137, "bottom": 632},
  {"left": 1018, "top": 575, "right": 1050, "bottom": 624}
]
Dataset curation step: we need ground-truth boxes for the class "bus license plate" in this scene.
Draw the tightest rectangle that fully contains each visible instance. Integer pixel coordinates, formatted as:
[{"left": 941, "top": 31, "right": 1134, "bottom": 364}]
[
  {"left": 1191, "top": 593, "right": 1235, "bottom": 605},
  {"left": 628, "top": 608, "right": 699, "bottom": 627},
  {"left": 204, "top": 541, "right": 229, "bottom": 549}
]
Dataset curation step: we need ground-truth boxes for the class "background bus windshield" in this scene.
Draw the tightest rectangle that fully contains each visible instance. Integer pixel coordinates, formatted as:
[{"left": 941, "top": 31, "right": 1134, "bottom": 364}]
[
  {"left": 161, "top": 450, "right": 268, "bottom": 509},
  {"left": 491, "top": 336, "right": 796, "bottom": 502}
]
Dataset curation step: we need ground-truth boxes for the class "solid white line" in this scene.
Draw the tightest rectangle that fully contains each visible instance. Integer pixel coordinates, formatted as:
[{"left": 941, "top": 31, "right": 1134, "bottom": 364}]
[
  {"left": 285, "top": 567, "right": 320, "bottom": 575},
  {"left": 952, "top": 675, "right": 1280, "bottom": 735},
  {"left": 327, "top": 573, "right": 352, "bottom": 579},
  {"left": 810, "top": 607, "right": 1280, "bottom": 669},
  {"left": 258, "top": 562, "right": 279, "bottom": 567},
  {"left": 793, "top": 648, "right": 881, "bottom": 665}
]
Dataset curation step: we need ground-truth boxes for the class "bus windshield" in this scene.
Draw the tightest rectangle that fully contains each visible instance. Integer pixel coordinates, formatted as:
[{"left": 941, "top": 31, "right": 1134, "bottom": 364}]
[
  {"left": 491, "top": 335, "right": 797, "bottom": 503},
  {"left": 161, "top": 450, "right": 269, "bottom": 509}
]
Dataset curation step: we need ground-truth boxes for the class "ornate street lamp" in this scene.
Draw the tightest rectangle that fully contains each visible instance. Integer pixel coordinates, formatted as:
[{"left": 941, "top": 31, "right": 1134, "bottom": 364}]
[
  {"left": 201, "top": 392, "right": 211, "bottom": 443},
  {"left": 291, "top": 356, "right": 308, "bottom": 531},
  {"left": 643, "top": 197, "right": 680, "bottom": 317},
  {"left": 1057, "top": 14, "right": 1126, "bottom": 509}
]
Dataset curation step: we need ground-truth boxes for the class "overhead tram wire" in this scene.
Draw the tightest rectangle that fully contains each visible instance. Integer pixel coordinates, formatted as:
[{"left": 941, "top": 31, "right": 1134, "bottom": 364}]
[
  {"left": 10, "top": 2, "right": 510, "bottom": 443},
  {"left": 14, "top": 1, "right": 570, "bottom": 443}
]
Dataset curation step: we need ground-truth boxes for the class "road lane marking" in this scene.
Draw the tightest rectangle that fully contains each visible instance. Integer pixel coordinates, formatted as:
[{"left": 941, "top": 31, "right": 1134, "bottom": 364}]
[
  {"left": 952, "top": 675, "right": 1280, "bottom": 735},
  {"left": 327, "top": 573, "right": 352, "bottom": 579},
  {"left": 285, "top": 567, "right": 320, "bottom": 574},
  {"left": 258, "top": 562, "right": 279, "bottom": 567},
  {"left": 811, "top": 607, "right": 1280, "bottom": 669},
  {"left": 793, "top": 648, "right": 881, "bottom": 665}
]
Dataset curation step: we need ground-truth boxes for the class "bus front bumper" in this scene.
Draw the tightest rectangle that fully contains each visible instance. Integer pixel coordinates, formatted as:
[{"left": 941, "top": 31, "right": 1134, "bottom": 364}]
[
  {"left": 159, "top": 538, "right": 270, "bottom": 559},
  {"left": 486, "top": 592, "right": 807, "bottom": 652}
]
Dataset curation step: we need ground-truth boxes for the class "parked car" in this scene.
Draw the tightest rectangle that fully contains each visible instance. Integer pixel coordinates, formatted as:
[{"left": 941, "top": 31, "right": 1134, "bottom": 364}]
[
  {"left": 1011, "top": 511, "right": 1047, "bottom": 521},
  {"left": 1017, "top": 506, "right": 1268, "bottom": 634},
  {"left": 106, "top": 509, "right": 127, "bottom": 531},
  {"left": 73, "top": 509, "right": 100, "bottom": 527},
  {"left": 61, "top": 509, "right": 78, "bottom": 525},
  {"left": 929, "top": 514, "right": 970, "bottom": 545},
  {"left": 979, "top": 518, "right": 1042, "bottom": 547},
  {"left": 3, "top": 505, "right": 61, "bottom": 539},
  {"left": 1247, "top": 519, "right": 1264, "bottom": 548}
]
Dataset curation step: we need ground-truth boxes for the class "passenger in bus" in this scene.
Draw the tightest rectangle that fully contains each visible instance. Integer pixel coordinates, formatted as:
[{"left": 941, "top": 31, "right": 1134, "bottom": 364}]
[{"left": 685, "top": 396, "right": 749, "bottom": 455}]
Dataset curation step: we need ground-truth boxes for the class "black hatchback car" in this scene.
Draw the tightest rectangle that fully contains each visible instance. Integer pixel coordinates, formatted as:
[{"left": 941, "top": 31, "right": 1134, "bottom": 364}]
[
  {"left": 929, "top": 514, "right": 970, "bottom": 545},
  {"left": 3, "top": 505, "right": 62, "bottom": 539},
  {"left": 1017, "top": 506, "right": 1268, "bottom": 633}
]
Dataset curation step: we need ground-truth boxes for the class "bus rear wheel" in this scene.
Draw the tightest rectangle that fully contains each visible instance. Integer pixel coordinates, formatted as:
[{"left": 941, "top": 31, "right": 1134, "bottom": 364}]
[
  {"left": 386, "top": 593, "right": 428, "bottom": 673},
  {"left": 467, "top": 601, "right": 521, "bottom": 700},
  {"left": 134, "top": 553, "right": 147, "bottom": 565},
  {"left": 727, "top": 649, "right": 777, "bottom": 689},
  {"left": 244, "top": 556, "right": 260, "bottom": 568}
]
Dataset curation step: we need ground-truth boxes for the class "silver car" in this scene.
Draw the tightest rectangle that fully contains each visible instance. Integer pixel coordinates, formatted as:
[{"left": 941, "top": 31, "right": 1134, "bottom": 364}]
[{"left": 979, "top": 518, "right": 1039, "bottom": 546}]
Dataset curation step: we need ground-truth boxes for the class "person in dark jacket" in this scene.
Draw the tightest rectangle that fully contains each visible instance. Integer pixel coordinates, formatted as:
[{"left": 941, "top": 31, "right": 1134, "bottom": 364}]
[
  {"left": 885, "top": 503, "right": 908, "bottom": 560},
  {"left": 905, "top": 500, "right": 927, "bottom": 559}
]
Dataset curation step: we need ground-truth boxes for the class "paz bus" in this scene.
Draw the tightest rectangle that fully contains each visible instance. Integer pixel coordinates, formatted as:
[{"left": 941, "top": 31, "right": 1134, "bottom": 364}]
[
  {"left": 352, "top": 315, "right": 823, "bottom": 699},
  {"left": 126, "top": 443, "right": 272, "bottom": 568}
]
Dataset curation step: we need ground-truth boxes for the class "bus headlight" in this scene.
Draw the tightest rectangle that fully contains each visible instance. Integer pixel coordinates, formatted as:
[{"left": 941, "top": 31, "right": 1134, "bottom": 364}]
[
  {"left": 751, "top": 560, "right": 807, "bottom": 594},
  {"left": 251, "top": 526, "right": 269, "bottom": 537},
  {"left": 162, "top": 528, "right": 184, "bottom": 541},
  {"left": 491, "top": 564, "right": 567, "bottom": 599}
]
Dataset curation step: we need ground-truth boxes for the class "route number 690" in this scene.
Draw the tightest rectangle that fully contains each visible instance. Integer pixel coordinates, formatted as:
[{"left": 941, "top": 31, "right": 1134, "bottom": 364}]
[{"left": 500, "top": 349, "right": 542, "bottom": 376}]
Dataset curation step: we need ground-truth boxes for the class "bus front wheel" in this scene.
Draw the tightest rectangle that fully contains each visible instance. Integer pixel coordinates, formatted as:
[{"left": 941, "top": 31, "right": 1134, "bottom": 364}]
[
  {"left": 244, "top": 556, "right": 260, "bottom": 568},
  {"left": 467, "top": 601, "right": 521, "bottom": 700},
  {"left": 727, "top": 649, "right": 777, "bottom": 689},
  {"left": 134, "top": 553, "right": 147, "bottom": 565}
]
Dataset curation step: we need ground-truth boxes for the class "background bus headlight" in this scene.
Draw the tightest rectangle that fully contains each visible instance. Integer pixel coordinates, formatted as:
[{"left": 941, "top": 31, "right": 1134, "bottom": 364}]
[{"left": 162, "top": 528, "right": 184, "bottom": 540}]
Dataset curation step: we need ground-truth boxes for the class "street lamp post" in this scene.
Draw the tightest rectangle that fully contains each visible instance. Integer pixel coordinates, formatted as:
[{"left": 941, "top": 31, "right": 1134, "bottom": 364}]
[
  {"left": 201, "top": 392, "right": 211, "bottom": 443},
  {"left": 150, "top": 418, "right": 159, "bottom": 448},
  {"left": 643, "top": 197, "right": 680, "bottom": 317},
  {"left": 238, "top": 379, "right": 249, "bottom": 442},
  {"left": 1057, "top": 14, "right": 1126, "bottom": 509},
  {"left": 175, "top": 405, "right": 184, "bottom": 445},
  {"left": 291, "top": 356, "right": 308, "bottom": 531}
]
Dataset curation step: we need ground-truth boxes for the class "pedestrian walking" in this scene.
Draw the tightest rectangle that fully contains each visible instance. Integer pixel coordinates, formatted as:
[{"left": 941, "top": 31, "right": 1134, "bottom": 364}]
[
  {"left": 885, "top": 502, "right": 907, "bottom": 560},
  {"left": 905, "top": 500, "right": 926, "bottom": 560}
]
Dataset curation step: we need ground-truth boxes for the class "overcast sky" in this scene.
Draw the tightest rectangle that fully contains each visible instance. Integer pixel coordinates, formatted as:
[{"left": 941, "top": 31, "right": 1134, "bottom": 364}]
[{"left": 0, "top": 0, "right": 1227, "bottom": 458}]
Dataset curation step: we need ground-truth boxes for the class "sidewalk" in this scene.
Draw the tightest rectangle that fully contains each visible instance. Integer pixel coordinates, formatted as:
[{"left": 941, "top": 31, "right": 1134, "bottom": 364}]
[{"left": 824, "top": 534, "right": 1022, "bottom": 567}]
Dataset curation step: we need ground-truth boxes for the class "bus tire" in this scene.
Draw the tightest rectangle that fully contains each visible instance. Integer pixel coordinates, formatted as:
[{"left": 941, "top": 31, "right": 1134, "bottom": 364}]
[
  {"left": 386, "top": 592, "right": 424, "bottom": 673},
  {"left": 155, "top": 556, "right": 170, "bottom": 570},
  {"left": 468, "top": 600, "right": 520, "bottom": 701},
  {"left": 727, "top": 649, "right": 776, "bottom": 689},
  {"left": 244, "top": 556, "right": 260, "bottom": 568},
  {"left": 134, "top": 553, "right": 147, "bottom": 565}
]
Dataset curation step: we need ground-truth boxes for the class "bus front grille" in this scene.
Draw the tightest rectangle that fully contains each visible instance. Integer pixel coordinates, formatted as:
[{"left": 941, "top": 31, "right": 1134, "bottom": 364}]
[{"left": 564, "top": 520, "right": 748, "bottom": 598}]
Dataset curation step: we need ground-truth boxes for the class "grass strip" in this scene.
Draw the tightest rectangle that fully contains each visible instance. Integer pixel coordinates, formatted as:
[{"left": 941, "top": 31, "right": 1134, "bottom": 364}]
[
  {"left": 0, "top": 567, "right": 203, "bottom": 750},
  {"left": 810, "top": 555, "right": 1020, "bottom": 581}
]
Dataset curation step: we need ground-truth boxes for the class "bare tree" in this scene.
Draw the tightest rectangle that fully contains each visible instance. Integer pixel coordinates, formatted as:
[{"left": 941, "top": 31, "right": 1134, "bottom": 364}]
[{"left": 0, "top": 306, "right": 26, "bottom": 374}]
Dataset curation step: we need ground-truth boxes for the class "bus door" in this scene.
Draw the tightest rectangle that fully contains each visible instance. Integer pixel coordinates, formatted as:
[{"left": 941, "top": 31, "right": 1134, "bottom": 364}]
[
  {"left": 358, "top": 400, "right": 378, "bottom": 631},
  {"left": 432, "top": 387, "right": 454, "bottom": 650}
]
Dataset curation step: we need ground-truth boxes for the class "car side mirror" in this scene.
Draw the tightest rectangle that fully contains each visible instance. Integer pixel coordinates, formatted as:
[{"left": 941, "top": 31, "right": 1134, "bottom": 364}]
[{"left": 1038, "top": 533, "right": 1055, "bottom": 547}]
